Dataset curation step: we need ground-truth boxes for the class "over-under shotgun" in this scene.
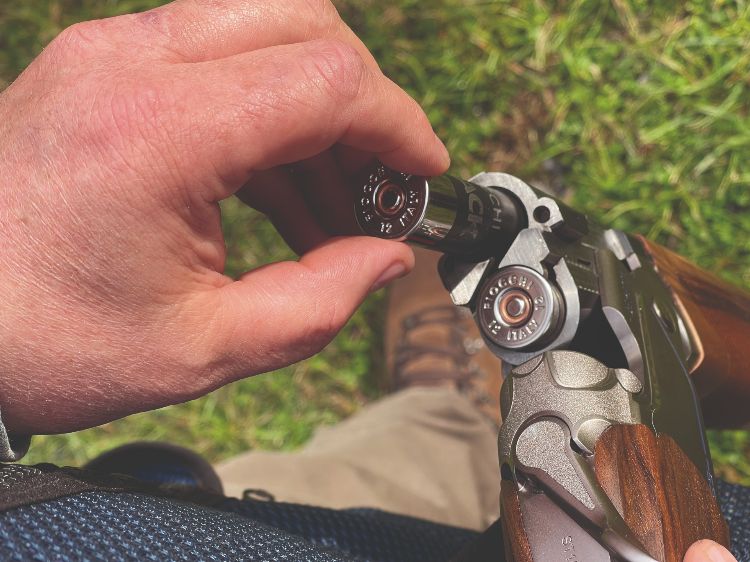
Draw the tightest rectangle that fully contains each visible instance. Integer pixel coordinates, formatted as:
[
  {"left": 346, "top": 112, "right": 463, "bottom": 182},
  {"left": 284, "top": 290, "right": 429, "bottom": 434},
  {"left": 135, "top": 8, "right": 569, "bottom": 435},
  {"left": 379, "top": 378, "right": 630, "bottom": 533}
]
[{"left": 354, "top": 163, "right": 749, "bottom": 562}]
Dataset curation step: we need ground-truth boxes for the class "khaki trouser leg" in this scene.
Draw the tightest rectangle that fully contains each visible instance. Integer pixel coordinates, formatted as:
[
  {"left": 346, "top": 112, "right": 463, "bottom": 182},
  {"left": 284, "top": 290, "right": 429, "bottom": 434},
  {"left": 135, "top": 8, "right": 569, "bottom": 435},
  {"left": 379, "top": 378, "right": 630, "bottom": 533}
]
[{"left": 216, "top": 387, "right": 500, "bottom": 531}]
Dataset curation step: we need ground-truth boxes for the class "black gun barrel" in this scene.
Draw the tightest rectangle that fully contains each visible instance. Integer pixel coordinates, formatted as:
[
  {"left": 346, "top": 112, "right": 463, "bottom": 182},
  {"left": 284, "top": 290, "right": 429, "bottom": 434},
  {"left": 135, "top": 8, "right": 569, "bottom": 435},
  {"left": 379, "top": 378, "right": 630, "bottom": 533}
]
[{"left": 354, "top": 164, "right": 527, "bottom": 259}]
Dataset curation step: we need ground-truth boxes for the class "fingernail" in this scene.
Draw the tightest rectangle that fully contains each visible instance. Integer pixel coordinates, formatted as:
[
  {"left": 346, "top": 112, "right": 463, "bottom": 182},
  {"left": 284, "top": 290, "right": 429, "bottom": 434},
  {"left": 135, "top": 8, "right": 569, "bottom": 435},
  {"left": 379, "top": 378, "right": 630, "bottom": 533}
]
[
  {"left": 706, "top": 544, "right": 736, "bottom": 562},
  {"left": 369, "top": 262, "right": 408, "bottom": 293}
]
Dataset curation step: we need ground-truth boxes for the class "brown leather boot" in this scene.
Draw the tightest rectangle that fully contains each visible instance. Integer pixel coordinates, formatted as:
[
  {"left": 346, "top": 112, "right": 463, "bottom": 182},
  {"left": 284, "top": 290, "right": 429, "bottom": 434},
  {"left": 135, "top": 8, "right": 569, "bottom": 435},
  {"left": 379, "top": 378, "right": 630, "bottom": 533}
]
[{"left": 385, "top": 247, "right": 504, "bottom": 427}]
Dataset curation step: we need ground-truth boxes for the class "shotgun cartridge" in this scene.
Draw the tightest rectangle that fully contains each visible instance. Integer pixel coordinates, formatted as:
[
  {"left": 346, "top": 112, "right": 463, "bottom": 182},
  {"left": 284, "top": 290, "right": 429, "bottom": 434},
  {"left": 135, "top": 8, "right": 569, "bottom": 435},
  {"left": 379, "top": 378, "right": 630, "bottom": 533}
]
[{"left": 354, "top": 164, "right": 526, "bottom": 260}]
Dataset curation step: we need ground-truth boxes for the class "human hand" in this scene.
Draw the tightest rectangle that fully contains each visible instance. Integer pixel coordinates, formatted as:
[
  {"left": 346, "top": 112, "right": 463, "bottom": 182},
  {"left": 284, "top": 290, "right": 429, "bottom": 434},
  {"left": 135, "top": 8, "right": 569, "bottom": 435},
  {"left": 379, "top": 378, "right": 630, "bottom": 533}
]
[
  {"left": 685, "top": 540, "right": 736, "bottom": 562},
  {"left": 0, "top": 0, "right": 449, "bottom": 435}
]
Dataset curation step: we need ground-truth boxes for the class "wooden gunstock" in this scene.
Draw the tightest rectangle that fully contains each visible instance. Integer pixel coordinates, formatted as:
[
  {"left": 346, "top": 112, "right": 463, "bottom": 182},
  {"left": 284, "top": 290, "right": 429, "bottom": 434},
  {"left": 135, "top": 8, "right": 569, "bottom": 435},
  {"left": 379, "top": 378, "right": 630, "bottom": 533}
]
[
  {"left": 500, "top": 424, "right": 729, "bottom": 562},
  {"left": 639, "top": 238, "right": 750, "bottom": 428},
  {"left": 500, "top": 484, "right": 534, "bottom": 562},
  {"left": 594, "top": 424, "right": 729, "bottom": 561}
]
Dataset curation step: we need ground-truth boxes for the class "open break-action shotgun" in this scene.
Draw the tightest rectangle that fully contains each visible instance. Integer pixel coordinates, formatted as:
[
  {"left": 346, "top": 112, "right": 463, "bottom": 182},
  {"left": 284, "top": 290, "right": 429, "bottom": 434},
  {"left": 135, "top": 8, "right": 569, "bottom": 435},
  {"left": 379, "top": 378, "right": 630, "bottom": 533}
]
[{"left": 353, "top": 163, "right": 750, "bottom": 562}]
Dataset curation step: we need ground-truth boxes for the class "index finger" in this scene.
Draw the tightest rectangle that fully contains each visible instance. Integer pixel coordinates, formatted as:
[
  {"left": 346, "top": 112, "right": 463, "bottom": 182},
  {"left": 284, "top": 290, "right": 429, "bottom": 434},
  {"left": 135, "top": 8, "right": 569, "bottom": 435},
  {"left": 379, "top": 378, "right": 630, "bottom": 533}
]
[{"left": 164, "top": 40, "right": 449, "bottom": 198}]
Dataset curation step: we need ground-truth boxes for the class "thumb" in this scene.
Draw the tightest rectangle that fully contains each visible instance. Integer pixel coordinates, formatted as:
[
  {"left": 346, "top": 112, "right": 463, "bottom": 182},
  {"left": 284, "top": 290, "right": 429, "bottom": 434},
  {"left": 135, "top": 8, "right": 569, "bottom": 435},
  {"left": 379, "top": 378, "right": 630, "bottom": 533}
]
[
  {"left": 209, "top": 236, "right": 414, "bottom": 381},
  {"left": 684, "top": 541, "right": 736, "bottom": 562}
]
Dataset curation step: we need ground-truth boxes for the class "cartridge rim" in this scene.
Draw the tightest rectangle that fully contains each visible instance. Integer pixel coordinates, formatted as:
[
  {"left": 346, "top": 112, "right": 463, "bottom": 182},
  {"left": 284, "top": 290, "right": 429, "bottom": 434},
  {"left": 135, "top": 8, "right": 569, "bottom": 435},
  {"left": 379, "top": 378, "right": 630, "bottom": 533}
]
[
  {"left": 477, "top": 265, "right": 564, "bottom": 351},
  {"left": 355, "top": 164, "right": 428, "bottom": 240}
]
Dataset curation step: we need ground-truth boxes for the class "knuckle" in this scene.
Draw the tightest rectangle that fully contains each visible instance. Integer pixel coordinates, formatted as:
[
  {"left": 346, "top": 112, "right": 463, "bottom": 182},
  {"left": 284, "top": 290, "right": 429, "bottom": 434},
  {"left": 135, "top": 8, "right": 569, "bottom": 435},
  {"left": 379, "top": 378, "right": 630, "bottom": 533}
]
[
  {"left": 49, "top": 21, "right": 105, "bottom": 59},
  {"left": 302, "top": 39, "right": 366, "bottom": 103}
]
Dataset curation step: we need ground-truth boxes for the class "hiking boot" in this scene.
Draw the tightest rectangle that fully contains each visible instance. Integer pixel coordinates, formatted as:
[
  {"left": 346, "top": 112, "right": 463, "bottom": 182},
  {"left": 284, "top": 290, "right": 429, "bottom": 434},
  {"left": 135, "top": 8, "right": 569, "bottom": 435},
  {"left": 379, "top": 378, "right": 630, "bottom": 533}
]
[{"left": 385, "top": 247, "right": 504, "bottom": 427}]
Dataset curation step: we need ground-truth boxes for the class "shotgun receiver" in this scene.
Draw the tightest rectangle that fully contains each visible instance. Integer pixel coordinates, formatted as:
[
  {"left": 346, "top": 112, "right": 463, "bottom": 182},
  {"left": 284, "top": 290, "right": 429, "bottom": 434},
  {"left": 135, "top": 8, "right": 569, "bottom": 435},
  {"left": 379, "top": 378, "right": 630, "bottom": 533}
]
[{"left": 354, "top": 164, "right": 750, "bottom": 561}]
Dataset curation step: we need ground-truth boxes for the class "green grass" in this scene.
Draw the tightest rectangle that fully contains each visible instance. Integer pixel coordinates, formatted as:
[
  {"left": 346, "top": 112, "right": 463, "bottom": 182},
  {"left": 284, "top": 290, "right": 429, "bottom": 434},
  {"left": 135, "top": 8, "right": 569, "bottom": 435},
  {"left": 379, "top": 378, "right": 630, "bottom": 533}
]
[{"left": 2, "top": 1, "right": 749, "bottom": 484}]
